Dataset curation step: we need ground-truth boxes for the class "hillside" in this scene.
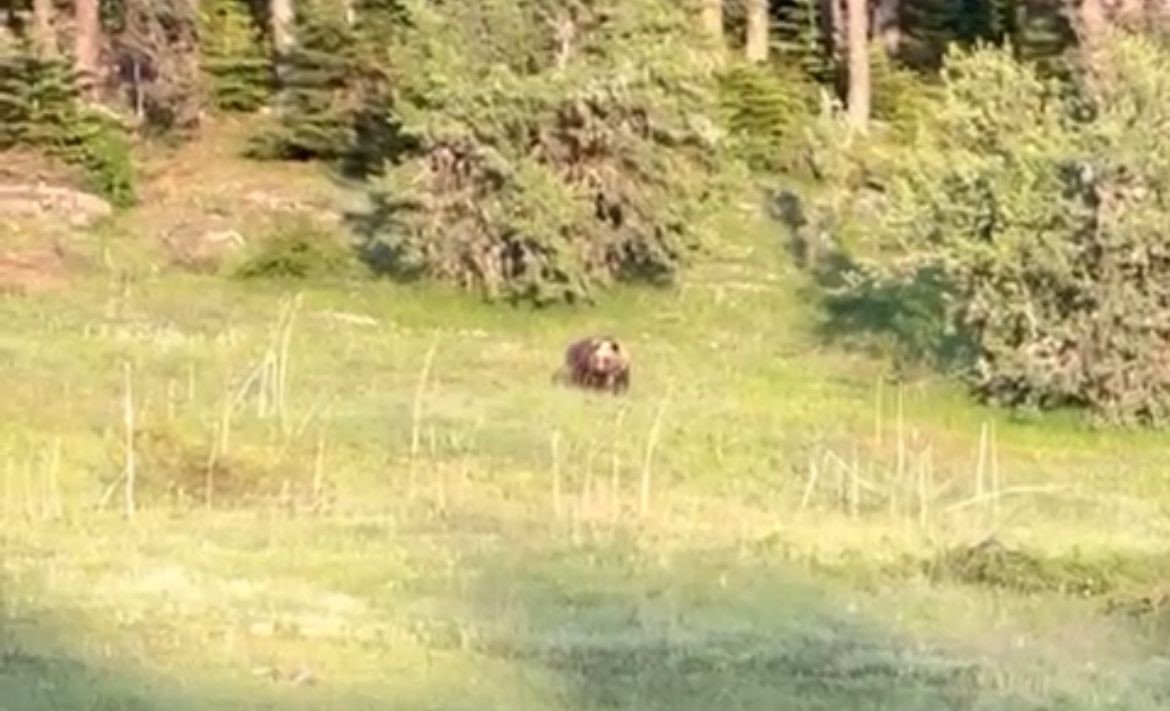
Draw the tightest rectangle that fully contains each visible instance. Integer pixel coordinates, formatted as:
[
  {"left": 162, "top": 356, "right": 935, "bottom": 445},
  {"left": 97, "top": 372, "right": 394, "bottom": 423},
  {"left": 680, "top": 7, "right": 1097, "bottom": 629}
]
[{"left": 1, "top": 122, "right": 1169, "bottom": 710}]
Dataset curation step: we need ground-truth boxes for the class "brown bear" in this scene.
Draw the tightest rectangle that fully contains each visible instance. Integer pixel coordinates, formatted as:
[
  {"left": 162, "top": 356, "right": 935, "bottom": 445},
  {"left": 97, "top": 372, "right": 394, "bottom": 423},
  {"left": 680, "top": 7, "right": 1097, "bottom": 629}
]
[{"left": 553, "top": 335, "right": 631, "bottom": 395}]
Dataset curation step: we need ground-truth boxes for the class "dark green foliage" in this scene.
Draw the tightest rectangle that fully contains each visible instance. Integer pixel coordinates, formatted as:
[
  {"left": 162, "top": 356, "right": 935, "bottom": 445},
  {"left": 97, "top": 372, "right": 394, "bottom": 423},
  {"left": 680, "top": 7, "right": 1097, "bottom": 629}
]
[
  {"left": 773, "top": 0, "right": 836, "bottom": 84},
  {"left": 899, "top": 0, "right": 1074, "bottom": 72},
  {"left": 0, "top": 45, "right": 136, "bottom": 206},
  {"left": 248, "top": 0, "right": 405, "bottom": 176},
  {"left": 927, "top": 540, "right": 1154, "bottom": 596},
  {"left": 354, "top": 0, "right": 730, "bottom": 306},
  {"left": 869, "top": 45, "right": 941, "bottom": 137},
  {"left": 718, "top": 61, "right": 819, "bottom": 174},
  {"left": 834, "top": 37, "right": 1170, "bottom": 425},
  {"left": 198, "top": 0, "right": 272, "bottom": 112},
  {"left": 257, "top": 2, "right": 358, "bottom": 159},
  {"left": 232, "top": 217, "right": 356, "bottom": 280},
  {"left": 1010, "top": 1, "right": 1077, "bottom": 73}
]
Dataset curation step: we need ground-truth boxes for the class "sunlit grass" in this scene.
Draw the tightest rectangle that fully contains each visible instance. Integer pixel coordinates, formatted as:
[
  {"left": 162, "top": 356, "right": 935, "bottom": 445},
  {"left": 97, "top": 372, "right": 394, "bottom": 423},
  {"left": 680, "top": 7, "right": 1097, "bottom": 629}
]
[{"left": 2, "top": 159, "right": 1170, "bottom": 708}]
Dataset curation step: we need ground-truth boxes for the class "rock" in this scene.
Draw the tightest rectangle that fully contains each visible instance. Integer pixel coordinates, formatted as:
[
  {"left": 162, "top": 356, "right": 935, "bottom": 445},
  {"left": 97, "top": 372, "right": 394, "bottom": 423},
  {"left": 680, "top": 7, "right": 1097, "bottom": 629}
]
[
  {"left": 0, "top": 183, "right": 113, "bottom": 229},
  {"left": 242, "top": 189, "right": 342, "bottom": 225},
  {"left": 0, "top": 246, "right": 71, "bottom": 295},
  {"left": 161, "top": 224, "right": 247, "bottom": 273}
]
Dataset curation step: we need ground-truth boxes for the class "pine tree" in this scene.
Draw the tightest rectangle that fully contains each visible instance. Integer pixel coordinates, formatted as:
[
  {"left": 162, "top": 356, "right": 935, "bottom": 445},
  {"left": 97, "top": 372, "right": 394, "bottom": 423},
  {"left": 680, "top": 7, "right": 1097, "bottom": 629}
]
[
  {"left": 774, "top": 0, "right": 836, "bottom": 84},
  {"left": 718, "top": 60, "right": 819, "bottom": 172},
  {"left": 0, "top": 48, "right": 82, "bottom": 149},
  {"left": 898, "top": 0, "right": 1073, "bottom": 71},
  {"left": 257, "top": 1, "right": 360, "bottom": 159},
  {"left": 250, "top": 0, "right": 405, "bottom": 174},
  {"left": 199, "top": 0, "right": 272, "bottom": 111},
  {"left": 0, "top": 43, "right": 135, "bottom": 205}
]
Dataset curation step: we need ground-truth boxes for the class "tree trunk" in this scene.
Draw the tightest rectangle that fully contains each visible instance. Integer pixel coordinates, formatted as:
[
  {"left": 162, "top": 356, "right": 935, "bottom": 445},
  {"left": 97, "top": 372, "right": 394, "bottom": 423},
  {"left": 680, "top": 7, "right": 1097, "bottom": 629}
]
[
  {"left": 271, "top": 0, "right": 296, "bottom": 87},
  {"left": 745, "top": 0, "right": 769, "bottom": 63},
  {"left": 1079, "top": 0, "right": 1107, "bottom": 45},
  {"left": 32, "top": 0, "right": 56, "bottom": 56},
  {"left": 701, "top": 0, "right": 723, "bottom": 43},
  {"left": 73, "top": 0, "right": 101, "bottom": 98},
  {"left": 845, "top": 0, "right": 870, "bottom": 130},
  {"left": 824, "top": 0, "right": 845, "bottom": 65},
  {"left": 1116, "top": 0, "right": 1142, "bottom": 26},
  {"left": 872, "top": 0, "right": 901, "bottom": 55}
]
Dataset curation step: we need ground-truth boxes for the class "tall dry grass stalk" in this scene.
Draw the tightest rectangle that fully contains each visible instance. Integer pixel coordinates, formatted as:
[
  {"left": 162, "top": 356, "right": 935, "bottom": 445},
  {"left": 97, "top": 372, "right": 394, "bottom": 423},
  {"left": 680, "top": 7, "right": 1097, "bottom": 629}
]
[
  {"left": 989, "top": 421, "right": 1001, "bottom": 527},
  {"left": 2, "top": 451, "right": 11, "bottom": 521},
  {"left": 975, "top": 422, "right": 988, "bottom": 524},
  {"left": 22, "top": 456, "right": 34, "bottom": 521},
  {"left": 892, "top": 383, "right": 905, "bottom": 517},
  {"left": 186, "top": 363, "right": 197, "bottom": 403},
  {"left": 551, "top": 430, "right": 563, "bottom": 518},
  {"left": 223, "top": 295, "right": 303, "bottom": 432},
  {"left": 122, "top": 361, "right": 137, "bottom": 521},
  {"left": 409, "top": 335, "right": 440, "bottom": 498},
  {"left": 166, "top": 378, "right": 177, "bottom": 422},
  {"left": 205, "top": 381, "right": 235, "bottom": 510},
  {"left": 44, "top": 437, "right": 63, "bottom": 520},
  {"left": 610, "top": 407, "right": 627, "bottom": 522},
  {"left": 639, "top": 396, "right": 669, "bottom": 518},
  {"left": 312, "top": 422, "right": 326, "bottom": 508}
]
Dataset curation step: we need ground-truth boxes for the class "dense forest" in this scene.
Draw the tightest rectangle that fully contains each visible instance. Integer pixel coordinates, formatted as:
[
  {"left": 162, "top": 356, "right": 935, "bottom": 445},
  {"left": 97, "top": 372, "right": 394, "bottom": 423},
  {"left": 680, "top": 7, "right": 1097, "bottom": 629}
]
[{"left": 3, "top": 0, "right": 1170, "bottom": 424}]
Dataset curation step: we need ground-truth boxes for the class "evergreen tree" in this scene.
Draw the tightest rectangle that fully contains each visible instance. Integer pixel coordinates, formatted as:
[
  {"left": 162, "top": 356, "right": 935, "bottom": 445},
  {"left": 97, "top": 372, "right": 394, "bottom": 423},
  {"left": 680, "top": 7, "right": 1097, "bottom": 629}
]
[
  {"left": 774, "top": 0, "right": 837, "bottom": 84},
  {"left": 718, "top": 60, "right": 819, "bottom": 173},
  {"left": 249, "top": 0, "right": 405, "bottom": 175},
  {"left": 255, "top": 1, "right": 360, "bottom": 159},
  {"left": 0, "top": 42, "right": 135, "bottom": 205},
  {"left": 198, "top": 0, "right": 272, "bottom": 112}
]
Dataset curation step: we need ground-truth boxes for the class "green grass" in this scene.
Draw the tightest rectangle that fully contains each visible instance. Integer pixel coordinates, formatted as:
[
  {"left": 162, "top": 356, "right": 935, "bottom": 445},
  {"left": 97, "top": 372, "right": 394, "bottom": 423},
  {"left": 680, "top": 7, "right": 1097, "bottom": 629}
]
[{"left": 3, "top": 145, "right": 1170, "bottom": 709}]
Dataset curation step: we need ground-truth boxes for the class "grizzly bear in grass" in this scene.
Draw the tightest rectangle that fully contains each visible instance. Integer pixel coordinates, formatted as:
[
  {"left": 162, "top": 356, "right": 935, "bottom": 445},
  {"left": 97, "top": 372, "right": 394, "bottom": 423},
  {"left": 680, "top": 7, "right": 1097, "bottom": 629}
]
[{"left": 553, "top": 336, "right": 630, "bottom": 395}]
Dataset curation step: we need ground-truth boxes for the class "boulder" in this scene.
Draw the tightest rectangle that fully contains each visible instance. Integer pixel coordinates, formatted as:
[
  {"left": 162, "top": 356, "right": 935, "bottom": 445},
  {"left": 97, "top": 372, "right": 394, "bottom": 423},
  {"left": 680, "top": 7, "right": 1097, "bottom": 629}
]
[{"left": 0, "top": 183, "right": 113, "bottom": 229}]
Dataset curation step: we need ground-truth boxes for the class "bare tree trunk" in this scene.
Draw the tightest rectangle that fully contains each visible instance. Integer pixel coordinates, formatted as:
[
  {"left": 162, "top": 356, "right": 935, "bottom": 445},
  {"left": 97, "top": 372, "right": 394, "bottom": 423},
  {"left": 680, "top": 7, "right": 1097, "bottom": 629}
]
[
  {"left": 1156, "top": 0, "right": 1170, "bottom": 27},
  {"left": 1079, "top": 0, "right": 1108, "bottom": 43},
  {"left": 872, "top": 0, "right": 901, "bottom": 55},
  {"left": 1116, "top": 0, "right": 1143, "bottom": 26},
  {"left": 701, "top": 0, "right": 724, "bottom": 43},
  {"left": 1077, "top": 0, "right": 1108, "bottom": 68},
  {"left": 824, "top": 0, "right": 845, "bottom": 65},
  {"left": 271, "top": 0, "right": 295, "bottom": 87},
  {"left": 74, "top": 0, "right": 101, "bottom": 98},
  {"left": 845, "top": 0, "right": 870, "bottom": 130},
  {"left": 32, "top": 0, "right": 56, "bottom": 56},
  {"left": 745, "top": 0, "right": 770, "bottom": 63},
  {"left": 554, "top": 12, "right": 576, "bottom": 70}
]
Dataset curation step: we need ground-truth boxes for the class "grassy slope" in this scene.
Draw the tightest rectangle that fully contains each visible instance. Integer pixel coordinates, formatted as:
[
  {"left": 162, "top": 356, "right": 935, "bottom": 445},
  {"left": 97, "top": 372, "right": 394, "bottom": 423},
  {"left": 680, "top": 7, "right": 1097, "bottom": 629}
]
[{"left": 1, "top": 125, "right": 1169, "bottom": 710}]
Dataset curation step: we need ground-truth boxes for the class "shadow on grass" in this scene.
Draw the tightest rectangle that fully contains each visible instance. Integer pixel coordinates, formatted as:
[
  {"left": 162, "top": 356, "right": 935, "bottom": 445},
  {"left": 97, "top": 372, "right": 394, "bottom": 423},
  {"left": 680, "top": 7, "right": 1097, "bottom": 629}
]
[
  {"left": 452, "top": 536, "right": 1161, "bottom": 711},
  {"left": 5, "top": 517, "right": 1170, "bottom": 711},
  {"left": 768, "top": 188, "right": 974, "bottom": 376}
]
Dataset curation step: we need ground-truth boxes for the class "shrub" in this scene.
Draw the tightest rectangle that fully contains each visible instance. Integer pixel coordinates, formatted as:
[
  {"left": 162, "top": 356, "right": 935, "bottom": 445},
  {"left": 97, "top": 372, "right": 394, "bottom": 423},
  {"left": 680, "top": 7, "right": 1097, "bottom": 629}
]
[
  {"left": 355, "top": 0, "right": 730, "bottom": 305},
  {"left": 232, "top": 217, "right": 356, "bottom": 280},
  {"left": 0, "top": 46, "right": 137, "bottom": 206},
  {"left": 837, "top": 36, "right": 1170, "bottom": 425}
]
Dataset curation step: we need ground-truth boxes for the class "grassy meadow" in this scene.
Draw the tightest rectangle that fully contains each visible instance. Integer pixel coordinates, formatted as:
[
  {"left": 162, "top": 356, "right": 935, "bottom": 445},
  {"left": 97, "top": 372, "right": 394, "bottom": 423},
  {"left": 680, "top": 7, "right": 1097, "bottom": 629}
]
[{"left": 2, "top": 130, "right": 1170, "bottom": 710}]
